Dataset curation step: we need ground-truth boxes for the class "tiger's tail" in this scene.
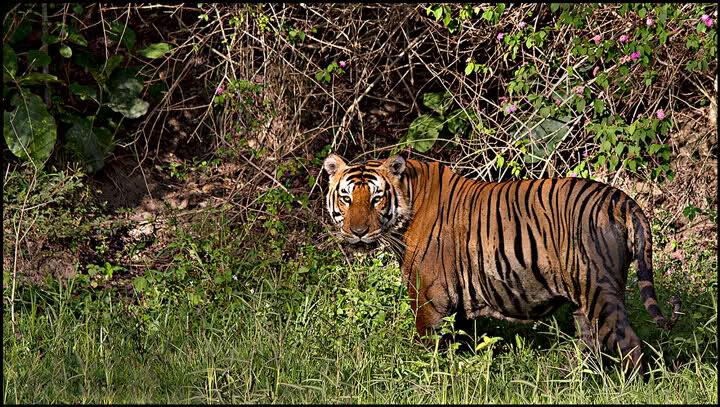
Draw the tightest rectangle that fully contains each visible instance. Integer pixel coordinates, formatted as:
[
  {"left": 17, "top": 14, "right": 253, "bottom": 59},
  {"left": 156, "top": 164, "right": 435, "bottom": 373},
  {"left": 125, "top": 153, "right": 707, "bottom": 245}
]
[{"left": 627, "top": 199, "right": 681, "bottom": 331}]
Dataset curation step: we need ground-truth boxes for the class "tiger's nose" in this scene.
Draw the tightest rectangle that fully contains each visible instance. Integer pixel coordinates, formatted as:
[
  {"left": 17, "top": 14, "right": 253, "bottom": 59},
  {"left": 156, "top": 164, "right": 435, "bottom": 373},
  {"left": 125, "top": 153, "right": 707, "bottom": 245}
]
[{"left": 350, "top": 225, "right": 369, "bottom": 237}]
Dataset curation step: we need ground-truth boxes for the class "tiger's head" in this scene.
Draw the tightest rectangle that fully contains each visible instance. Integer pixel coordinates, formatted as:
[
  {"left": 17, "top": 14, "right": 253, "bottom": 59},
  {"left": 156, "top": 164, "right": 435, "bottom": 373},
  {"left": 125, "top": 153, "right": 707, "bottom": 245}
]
[{"left": 323, "top": 154, "right": 411, "bottom": 246}]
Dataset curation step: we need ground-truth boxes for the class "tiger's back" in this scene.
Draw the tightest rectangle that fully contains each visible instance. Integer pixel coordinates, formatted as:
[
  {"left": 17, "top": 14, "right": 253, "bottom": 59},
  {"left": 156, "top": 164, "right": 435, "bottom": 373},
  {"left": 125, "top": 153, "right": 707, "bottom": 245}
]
[{"left": 404, "top": 161, "right": 631, "bottom": 320}]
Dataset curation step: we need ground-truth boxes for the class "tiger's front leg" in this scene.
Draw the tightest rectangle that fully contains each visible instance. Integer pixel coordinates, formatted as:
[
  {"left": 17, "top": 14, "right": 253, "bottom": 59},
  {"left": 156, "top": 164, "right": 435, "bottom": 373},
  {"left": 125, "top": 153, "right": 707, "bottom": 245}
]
[{"left": 405, "top": 265, "right": 452, "bottom": 341}]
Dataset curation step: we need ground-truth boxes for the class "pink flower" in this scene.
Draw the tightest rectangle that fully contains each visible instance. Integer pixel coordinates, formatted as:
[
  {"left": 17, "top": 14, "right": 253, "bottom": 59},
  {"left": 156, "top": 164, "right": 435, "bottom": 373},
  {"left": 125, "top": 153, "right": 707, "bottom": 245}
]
[
  {"left": 582, "top": 150, "right": 590, "bottom": 157},
  {"left": 505, "top": 104, "right": 517, "bottom": 114},
  {"left": 705, "top": 18, "right": 714, "bottom": 28},
  {"left": 701, "top": 14, "right": 710, "bottom": 22},
  {"left": 656, "top": 109, "right": 666, "bottom": 120},
  {"left": 519, "top": 21, "right": 527, "bottom": 29},
  {"left": 646, "top": 17, "right": 654, "bottom": 27},
  {"left": 592, "top": 34, "right": 601, "bottom": 45},
  {"left": 630, "top": 51, "right": 641, "bottom": 61},
  {"left": 555, "top": 98, "right": 562, "bottom": 106},
  {"left": 569, "top": 172, "right": 578, "bottom": 178},
  {"left": 497, "top": 32, "right": 505, "bottom": 40},
  {"left": 215, "top": 85, "right": 224, "bottom": 95},
  {"left": 573, "top": 86, "right": 585, "bottom": 95},
  {"left": 619, "top": 34, "right": 629, "bottom": 43},
  {"left": 593, "top": 66, "right": 600, "bottom": 76},
  {"left": 339, "top": 60, "right": 347, "bottom": 68}
]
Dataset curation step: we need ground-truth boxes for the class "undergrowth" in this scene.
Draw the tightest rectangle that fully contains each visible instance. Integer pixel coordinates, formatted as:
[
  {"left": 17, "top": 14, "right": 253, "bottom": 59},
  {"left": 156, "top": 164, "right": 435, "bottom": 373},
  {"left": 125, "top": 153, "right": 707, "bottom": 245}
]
[{"left": 3, "top": 181, "right": 717, "bottom": 403}]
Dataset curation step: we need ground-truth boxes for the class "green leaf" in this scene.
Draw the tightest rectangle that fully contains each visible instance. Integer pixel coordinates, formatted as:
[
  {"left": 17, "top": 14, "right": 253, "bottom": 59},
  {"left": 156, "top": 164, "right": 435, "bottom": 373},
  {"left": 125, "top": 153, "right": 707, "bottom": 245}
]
[
  {"left": 3, "top": 91, "right": 57, "bottom": 165},
  {"left": 137, "top": 42, "right": 173, "bottom": 59},
  {"left": 69, "top": 82, "right": 98, "bottom": 101},
  {"left": 404, "top": 114, "right": 443, "bottom": 152},
  {"left": 433, "top": 7, "right": 443, "bottom": 20},
  {"left": 17, "top": 73, "right": 63, "bottom": 85},
  {"left": 41, "top": 33, "right": 60, "bottom": 45},
  {"left": 109, "top": 22, "right": 137, "bottom": 50},
  {"left": 73, "top": 4, "right": 84, "bottom": 15},
  {"left": 3, "top": 46, "right": 17, "bottom": 80},
  {"left": 66, "top": 24, "right": 88, "bottom": 47},
  {"left": 523, "top": 116, "right": 570, "bottom": 163},
  {"left": 575, "top": 97, "right": 586, "bottom": 111},
  {"left": 133, "top": 276, "right": 147, "bottom": 292},
  {"left": 464, "top": 62, "right": 474, "bottom": 76},
  {"left": 593, "top": 99, "right": 604, "bottom": 115},
  {"left": 446, "top": 109, "right": 473, "bottom": 135},
  {"left": 615, "top": 141, "right": 626, "bottom": 156},
  {"left": 27, "top": 50, "right": 51, "bottom": 67},
  {"left": 60, "top": 45, "right": 73, "bottom": 58},
  {"left": 106, "top": 69, "right": 149, "bottom": 118},
  {"left": 627, "top": 121, "right": 636, "bottom": 135},
  {"left": 64, "top": 119, "right": 115, "bottom": 173},
  {"left": 600, "top": 140, "right": 612, "bottom": 153},
  {"left": 423, "top": 91, "right": 452, "bottom": 116}
]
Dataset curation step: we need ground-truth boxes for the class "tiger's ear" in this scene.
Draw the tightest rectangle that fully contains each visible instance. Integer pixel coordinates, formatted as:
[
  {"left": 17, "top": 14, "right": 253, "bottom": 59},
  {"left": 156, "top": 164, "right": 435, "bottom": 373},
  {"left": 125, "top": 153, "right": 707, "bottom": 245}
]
[
  {"left": 384, "top": 155, "right": 406, "bottom": 176},
  {"left": 323, "top": 154, "right": 347, "bottom": 177}
]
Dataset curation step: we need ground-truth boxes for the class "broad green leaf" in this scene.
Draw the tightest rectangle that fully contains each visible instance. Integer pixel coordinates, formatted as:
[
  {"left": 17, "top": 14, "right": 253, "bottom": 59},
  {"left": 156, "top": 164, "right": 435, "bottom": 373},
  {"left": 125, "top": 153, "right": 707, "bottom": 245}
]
[
  {"left": 404, "top": 114, "right": 443, "bottom": 153},
  {"left": 464, "top": 62, "right": 474, "bottom": 76},
  {"left": 3, "top": 91, "right": 57, "bottom": 165},
  {"left": 69, "top": 82, "right": 98, "bottom": 101},
  {"left": 106, "top": 69, "right": 149, "bottom": 118},
  {"left": 18, "top": 73, "right": 63, "bottom": 85},
  {"left": 65, "top": 119, "right": 115, "bottom": 173},
  {"left": 3, "top": 46, "right": 17, "bottom": 80},
  {"left": 137, "top": 42, "right": 173, "bottom": 59},
  {"left": 60, "top": 45, "right": 73, "bottom": 58},
  {"left": 523, "top": 116, "right": 570, "bottom": 163},
  {"left": 27, "top": 50, "right": 51, "bottom": 67},
  {"left": 423, "top": 92, "right": 452, "bottom": 116}
]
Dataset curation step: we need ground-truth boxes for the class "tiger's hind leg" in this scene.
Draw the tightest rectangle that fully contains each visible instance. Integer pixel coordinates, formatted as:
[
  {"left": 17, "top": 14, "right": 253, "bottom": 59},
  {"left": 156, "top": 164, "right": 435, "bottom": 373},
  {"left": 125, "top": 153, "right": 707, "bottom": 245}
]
[
  {"left": 585, "top": 290, "right": 645, "bottom": 378},
  {"left": 573, "top": 309, "right": 599, "bottom": 354}
]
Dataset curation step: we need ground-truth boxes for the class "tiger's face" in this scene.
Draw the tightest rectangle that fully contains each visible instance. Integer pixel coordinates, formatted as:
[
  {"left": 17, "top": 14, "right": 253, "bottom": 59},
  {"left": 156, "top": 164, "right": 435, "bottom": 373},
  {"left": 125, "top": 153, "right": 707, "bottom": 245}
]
[{"left": 323, "top": 154, "right": 410, "bottom": 246}]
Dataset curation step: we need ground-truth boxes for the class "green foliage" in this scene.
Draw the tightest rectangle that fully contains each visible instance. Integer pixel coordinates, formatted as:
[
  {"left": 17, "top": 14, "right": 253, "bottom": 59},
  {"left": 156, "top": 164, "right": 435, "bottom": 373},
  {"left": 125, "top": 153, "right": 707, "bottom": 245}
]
[
  {"left": 400, "top": 92, "right": 477, "bottom": 153},
  {"left": 589, "top": 115, "right": 673, "bottom": 181},
  {"left": 2, "top": 4, "right": 157, "bottom": 173},
  {"left": 315, "top": 61, "right": 346, "bottom": 83},
  {"left": 137, "top": 42, "right": 173, "bottom": 59},
  {"left": 3, "top": 91, "right": 57, "bottom": 165},
  {"left": 64, "top": 119, "right": 115, "bottom": 174}
]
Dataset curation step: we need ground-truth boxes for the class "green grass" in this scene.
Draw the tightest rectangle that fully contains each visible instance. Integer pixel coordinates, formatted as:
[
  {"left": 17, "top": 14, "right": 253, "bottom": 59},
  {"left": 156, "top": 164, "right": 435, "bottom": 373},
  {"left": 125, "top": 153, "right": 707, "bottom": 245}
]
[
  {"left": 3, "top": 249, "right": 717, "bottom": 404},
  {"left": 3, "top": 166, "right": 717, "bottom": 403}
]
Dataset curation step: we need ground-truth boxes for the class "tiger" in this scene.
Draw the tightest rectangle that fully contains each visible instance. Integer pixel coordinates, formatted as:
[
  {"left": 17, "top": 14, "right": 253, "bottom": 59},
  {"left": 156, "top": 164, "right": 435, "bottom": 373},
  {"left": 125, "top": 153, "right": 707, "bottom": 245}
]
[{"left": 323, "top": 153, "right": 681, "bottom": 375}]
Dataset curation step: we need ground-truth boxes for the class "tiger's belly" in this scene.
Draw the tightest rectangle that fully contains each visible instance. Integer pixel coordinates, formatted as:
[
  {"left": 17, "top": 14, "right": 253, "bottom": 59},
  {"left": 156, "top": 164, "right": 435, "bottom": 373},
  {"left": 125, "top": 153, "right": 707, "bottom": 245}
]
[{"left": 460, "top": 262, "right": 569, "bottom": 323}]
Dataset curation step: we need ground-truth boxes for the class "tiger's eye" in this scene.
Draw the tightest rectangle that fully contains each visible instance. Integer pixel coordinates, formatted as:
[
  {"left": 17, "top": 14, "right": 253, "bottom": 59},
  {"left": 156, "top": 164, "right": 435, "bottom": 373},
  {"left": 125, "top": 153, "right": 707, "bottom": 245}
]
[{"left": 341, "top": 196, "right": 351, "bottom": 205}]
